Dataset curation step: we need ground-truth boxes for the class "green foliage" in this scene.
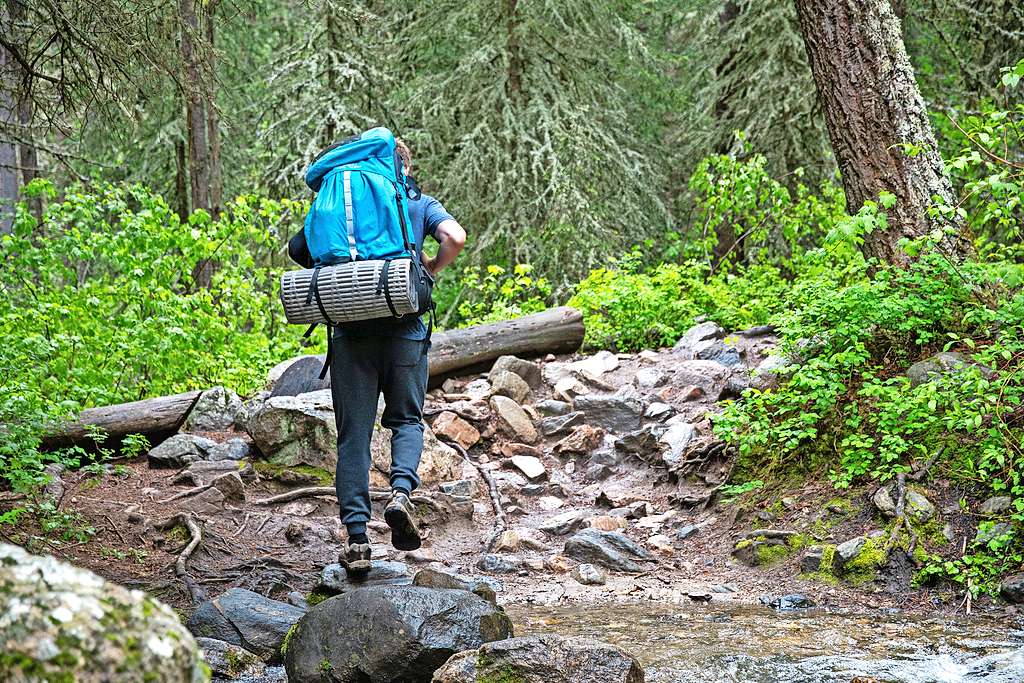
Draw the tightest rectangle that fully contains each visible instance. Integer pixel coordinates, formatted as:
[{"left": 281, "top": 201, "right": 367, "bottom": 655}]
[
  {"left": 0, "top": 180, "right": 311, "bottom": 489},
  {"left": 719, "top": 479, "right": 765, "bottom": 501},
  {"left": 451, "top": 265, "right": 551, "bottom": 328}
]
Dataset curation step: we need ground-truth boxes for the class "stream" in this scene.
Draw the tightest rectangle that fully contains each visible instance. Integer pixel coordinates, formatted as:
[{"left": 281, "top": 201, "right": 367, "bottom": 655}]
[{"left": 506, "top": 602, "right": 1024, "bottom": 683}]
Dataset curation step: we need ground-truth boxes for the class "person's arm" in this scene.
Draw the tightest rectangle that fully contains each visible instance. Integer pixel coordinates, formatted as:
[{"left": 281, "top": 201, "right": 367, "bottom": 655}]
[{"left": 423, "top": 218, "right": 466, "bottom": 275}]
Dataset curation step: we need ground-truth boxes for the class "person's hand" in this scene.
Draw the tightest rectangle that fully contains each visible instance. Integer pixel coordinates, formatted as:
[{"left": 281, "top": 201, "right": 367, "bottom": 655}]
[{"left": 420, "top": 250, "right": 437, "bottom": 276}]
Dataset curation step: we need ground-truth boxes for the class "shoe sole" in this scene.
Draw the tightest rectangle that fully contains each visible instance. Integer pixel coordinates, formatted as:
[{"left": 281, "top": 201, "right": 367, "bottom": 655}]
[
  {"left": 385, "top": 505, "right": 422, "bottom": 551},
  {"left": 343, "top": 559, "right": 372, "bottom": 575}
]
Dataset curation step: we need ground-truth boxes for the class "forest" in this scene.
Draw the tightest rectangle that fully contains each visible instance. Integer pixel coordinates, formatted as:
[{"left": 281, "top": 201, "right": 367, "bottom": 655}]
[{"left": 1, "top": 0, "right": 1024, "bottom": 681}]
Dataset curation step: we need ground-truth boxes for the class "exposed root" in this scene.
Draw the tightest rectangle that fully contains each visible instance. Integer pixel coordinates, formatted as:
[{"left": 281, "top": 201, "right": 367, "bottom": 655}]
[
  {"left": 439, "top": 437, "right": 507, "bottom": 551},
  {"left": 154, "top": 512, "right": 206, "bottom": 604},
  {"left": 885, "top": 472, "right": 919, "bottom": 557},
  {"left": 252, "top": 486, "right": 336, "bottom": 506},
  {"left": 156, "top": 483, "right": 213, "bottom": 504}
]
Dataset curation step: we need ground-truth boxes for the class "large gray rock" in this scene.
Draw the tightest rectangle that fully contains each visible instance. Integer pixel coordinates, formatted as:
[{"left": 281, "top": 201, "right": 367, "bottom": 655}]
[
  {"left": 540, "top": 411, "right": 586, "bottom": 437},
  {"left": 692, "top": 339, "right": 741, "bottom": 366},
  {"left": 538, "top": 509, "right": 587, "bottom": 536},
  {"left": 490, "top": 355, "right": 543, "bottom": 389},
  {"left": 665, "top": 360, "right": 733, "bottom": 401},
  {"left": 907, "top": 351, "right": 994, "bottom": 388},
  {"left": 315, "top": 561, "right": 412, "bottom": 597},
  {"left": 656, "top": 422, "right": 696, "bottom": 469},
  {"left": 244, "top": 389, "right": 336, "bottom": 470},
  {"left": 183, "top": 386, "right": 243, "bottom": 432},
  {"left": 207, "top": 437, "right": 251, "bottom": 461},
  {"left": 564, "top": 529, "right": 652, "bottom": 572},
  {"left": 269, "top": 355, "right": 330, "bottom": 397},
  {"left": 1000, "top": 573, "right": 1024, "bottom": 604},
  {"left": 980, "top": 496, "right": 1013, "bottom": 516},
  {"left": 0, "top": 543, "right": 205, "bottom": 682},
  {"left": 833, "top": 536, "right": 867, "bottom": 574},
  {"left": 490, "top": 370, "right": 532, "bottom": 404},
  {"left": 574, "top": 394, "right": 643, "bottom": 433},
  {"left": 432, "top": 634, "right": 644, "bottom": 683},
  {"left": 186, "top": 587, "right": 305, "bottom": 661},
  {"left": 491, "top": 395, "right": 539, "bottom": 443},
  {"left": 412, "top": 568, "right": 500, "bottom": 605},
  {"left": 147, "top": 433, "right": 216, "bottom": 468},
  {"left": 196, "top": 637, "right": 266, "bottom": 679},
  {"left": 284, "top": 586, "right": 513, "bottom": 683},
  {"left": 673, "top": 321, "right": 724, "bottom": 356}
]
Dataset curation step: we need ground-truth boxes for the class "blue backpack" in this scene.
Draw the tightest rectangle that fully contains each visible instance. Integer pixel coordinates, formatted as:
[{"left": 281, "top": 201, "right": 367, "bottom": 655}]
[{"left": 303, "top": 127, "right": 421, "bottom": 265}]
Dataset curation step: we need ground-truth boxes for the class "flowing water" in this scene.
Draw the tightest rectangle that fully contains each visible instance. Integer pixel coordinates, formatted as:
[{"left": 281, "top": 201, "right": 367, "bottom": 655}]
[{"left": 506, "top": 602, "right": 1024, "bottom": 683}]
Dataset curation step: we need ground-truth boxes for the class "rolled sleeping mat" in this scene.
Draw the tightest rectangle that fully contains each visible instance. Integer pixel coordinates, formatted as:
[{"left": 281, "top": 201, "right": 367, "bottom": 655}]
[{"left": 280, "top": 258, "right": 419, "bottom": 325}]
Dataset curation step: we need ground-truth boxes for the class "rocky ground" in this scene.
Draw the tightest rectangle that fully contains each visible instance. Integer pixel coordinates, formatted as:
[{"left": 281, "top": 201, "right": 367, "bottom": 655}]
[{"left": 5, "top": 320, "right": 1023, "bottom": 678}]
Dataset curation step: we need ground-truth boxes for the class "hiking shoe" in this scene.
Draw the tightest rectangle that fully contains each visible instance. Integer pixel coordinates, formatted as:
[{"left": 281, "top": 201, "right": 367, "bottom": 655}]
[
  {"left": 384, "top": 490, "right": 421, "bottom": 551},
  {"left": 340, "top": 540, "right": 371, "bottom": 575}
]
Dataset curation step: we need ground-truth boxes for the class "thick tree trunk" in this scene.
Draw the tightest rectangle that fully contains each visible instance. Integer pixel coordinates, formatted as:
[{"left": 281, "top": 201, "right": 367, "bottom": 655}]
[
  {"left": 428, "top": 306, "right": 585, "bottom": 378},
  {"left": 42, "top": 391, "right": 204, "bottom": 449},
  {"left": 793, "top": 0, "right": 972, "bottom": 267},
  {"left": 0, "top": 0, "right": 19, "bottom": 234}
]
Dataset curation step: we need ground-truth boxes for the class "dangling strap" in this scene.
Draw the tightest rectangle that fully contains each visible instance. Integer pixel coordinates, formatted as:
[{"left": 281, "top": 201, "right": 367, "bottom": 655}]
[
  {"left": 422, "top": 301, "right": 436, "bottom": 357},
  {"left": 318, "top": 325, "right": 333, "bottom": 380},
  {"left": 374, "top": 259, "right": 400, "bottom": 318},
  {"left": 304, "top": 266, "right": 336, "bottom": 380},
  {"left": 343, "top": 171, "right": 358, "bottom": 260}
]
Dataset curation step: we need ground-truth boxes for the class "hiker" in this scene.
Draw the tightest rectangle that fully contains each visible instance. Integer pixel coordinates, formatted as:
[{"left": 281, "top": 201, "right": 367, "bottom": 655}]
[{"left": 329, "top": 138, "right": 466, "bottom": 574}]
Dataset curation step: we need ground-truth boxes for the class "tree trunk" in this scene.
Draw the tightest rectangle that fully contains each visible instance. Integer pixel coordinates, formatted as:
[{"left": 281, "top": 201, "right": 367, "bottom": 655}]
[
  {"left": 0, "top": 0, "right": 19, "bottom": 234},
  {"left": 793, "top": 0, "right": 973, "bottom": 267},
  {"left": 711, "top": 0, "right": 742, "bottom": 271},
  {"left": 174, "top": 136, "right": 189, "bottom": 220},
  {"left": 180, "top": 0, "right": 211, "bottom": 213},
  {"left": 204, "top": 0, "right": 222, "bottom": 218},
  {"left": 17, "top": 96, "right": 40, "bottom": 220},
  {"left": 42, "top": 391, "right": 204, "bottom": 449}
]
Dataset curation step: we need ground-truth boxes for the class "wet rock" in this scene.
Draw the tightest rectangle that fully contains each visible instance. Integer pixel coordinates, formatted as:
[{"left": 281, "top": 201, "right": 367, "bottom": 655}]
[
  {"left": 432, "top": 411, "right": 481, "bottom": 450},
  {"left": 490, "top": 370, "right": 532, "bottom": 404},
  {"left": 491, "top": 395, "right": 539, "bottom": 443},
  {"left": 585, "top": 463, "right": 614, "bottom": 481},
  {"left": 574, "top": 394, "right": 643, "bottom": 433},
  {"left": 490, "top": 355, "right": 543, "bottom": 389},
  {"left": 540, "top": 411, "right": 587, "bottom": 437},
  {"left": 564, "top": 529, "right": 652, "bottom": 572},
  {"left": 693, "top": 338, "right": 741, "bottom": 366},
  {"left": 207, "top": 437, "right": 250, "bottom": 461},
  {"left": 571, "top": 563, "right": 607, "bottom": 586},
  {"left": 184, "top": 386, "right": 243, "bottom": 432},
  {"left": 539, "top": 510, "right": 587, "bottom": 536},
  {"left": 147, "top": 433, "right": 216, "bottom": 467},
  {"left": 244, "top": 390, "right": 336, "bottom": 470},
  {"left": 571, "top": 350, "right": 620, "bottom": 378},
  {"left": 412, "top": 568, "right": 499, "bottom": 605},
  {"left": 801, "top": 546, "right": 825, "bottom": 573},
  {"left": 980, "top": 496, "right": 1012, "bottom": 516},
  {"left": 477, "top": 554, "right": 520, "bottom": 574},
  {"left": 196, "top": 637, "right": 266, "bottom": 679},
  {"left": 614, "top": 427, "right": 660, "bottom": 457},
  {"left": 761, "top": 594, "right": 816, "bottom": 610},
  {"left": 554, "top": 425, "right": 605, "bottom": 456},
  {"left": 440, "top": 479, "right": 475, "bottom": 499},
  {"left": 536, "top": 399, "right": 572, "bottom": 417},
  {"left": 510, "top": 455, "right": 547, "bottom": 481},
  {"left": 187, "top": 588, "right": 305, "bottom": 661},
  {"left": 315, "top": 561, "right": 412, "bottom": 597},
  {"left": 999, "top": 574, "right": 1024, "bottom": 604},
  {"left": 673, "top": 321, "right": 724, "bottom": 356},
  {"left": 908, "top": 351, "right": 994, "bottom": 388},
  {"left": 284, "top": 586, "right": 512, "bottom": 683},
  {"left": 0, "top": 543, "right": 205, "bottom": 682},
  {"left": 433, "top": 634, "right": 643, "bottom": 683},
  {"left": 833, "top": 536, "right": 867, "bottom": 574},
  {"left": 634, "top": 367, "right": 666, "bottom": 388}
]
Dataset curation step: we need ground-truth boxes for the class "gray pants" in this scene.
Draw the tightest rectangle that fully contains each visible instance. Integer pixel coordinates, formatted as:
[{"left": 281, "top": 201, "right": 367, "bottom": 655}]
[{"left": 329, "top": 334, "right": 429, "bottom": 536}]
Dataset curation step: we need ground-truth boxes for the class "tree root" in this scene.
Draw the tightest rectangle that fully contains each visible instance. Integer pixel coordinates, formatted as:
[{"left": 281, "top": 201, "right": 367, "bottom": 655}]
[
  {"left": 154, "top": 512, "right": 206, "bottom": 604},
  {"left": 251, "top": 487, "right": 336, "bottom": 506},
  {"left": 885, "top": 446, "right": 944, "bottom": 558},
  {"left": 438, "top": 437, "right": 507, "bottom": 551},
  {"left": 156, "top": 483, "right": 213, "bottom": 504}
]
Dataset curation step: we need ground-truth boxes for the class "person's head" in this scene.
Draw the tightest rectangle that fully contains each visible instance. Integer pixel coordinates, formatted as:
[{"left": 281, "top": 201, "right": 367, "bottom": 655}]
[{"left": 395, "top": 139, "right": 413, "bottom": 176}]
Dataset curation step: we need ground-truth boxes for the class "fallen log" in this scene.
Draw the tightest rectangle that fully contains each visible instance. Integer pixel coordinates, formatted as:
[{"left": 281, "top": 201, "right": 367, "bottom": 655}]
[
  {"left": 428, "top": 306, "right": 585, "bottom": 378},
  {"left": 42, "top": 390, "right": 203, "bottom": 449}
]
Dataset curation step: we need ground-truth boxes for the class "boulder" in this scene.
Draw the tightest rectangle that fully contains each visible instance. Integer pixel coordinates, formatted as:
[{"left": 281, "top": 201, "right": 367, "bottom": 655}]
[
  {"left": 981, "top": 496, "right": 1013, "bottom": 516},
  {"left": 284, "top": 586, "right": 513, "bottom": 683},
  {"left": 570, "top": 350, "right": 620, "bottom": 378},
  {"left": 147, "top": 433, "right": 216, "bottom": 468},
  {"left": 572, "top": 563, "right": 607, "bottom": 586},
  {"left": 907, "top": 351, "right": 994, "bottom": 388},
  {"left": 233, "top": 391, "right": 270, "bottom": 431},
  {"left": 657, "top": 422, "right": 695, "bottom": 469},
  {"left": 644, "top": 402, "right": 673, "bottom": 420},
  {"left": 634, "top": 367, "right": 666, "bottom": 388},
  {"left": 692, "top": 339, "right": 741, "bottom": 366},
  {"left": 1000, "top": 574, "right": 1024, "bottom": 604},
  {"left": 431, "top": 411, "right": 481, "bottom": 450},
  {"left": 412, "top": 568, "right": 499, "bottom": 605},
  {"left": 490, "top": 395, "right": 539, "bottom": 443},
  {"left": 751, "top": 353, "right": 792, "bottom": 389},
  {"left": 0, "top": 543, "right": 205, "bottom": 682},
  {"left": 553, "top": 425, "right": 606, "bottom": 456},
  {"left": 490, "top": 370, "right": 532, "bottom": 404},
  {"left": 489, "top": 355, "right": 543, "bottom": 389},
  {"left": 372, "top": 425, "right": 461, "bottom": 490},
  {"left": 207, "top": 437, "right": 251, "bottom": 461},
  {"left": 183, "top": 386, "right": 243, "bottom": 432},
  {"left": 665, "top": 360, "right": 732, "bottom": 401},
  {"left": 186, "top": 587, "right": 305, "bottom": 661},
  {"left": 175, "top": 459, "right": 256, "bottom": 487},
  {"left": 564, "top": 529, "right": 652, "bottom": 572},
  {"left": 975, "top": 521, "right": 1013, "bottom": 546},
  {"left": 463, "top": 379, "right": 492, "bottom": 399},
  {"left": 574, "top": 394, "right": 642, "bottom": 433},
  {"left": 244, "top": 390, "right": 336, "bottom": 470},
  {"left": 269, "top": 355, "right": 330, "bottom": 397},
  {"left": 536, "top": 399, "right": 572, "bottom": 417},
  {"left": 266, "top": 354, "right": 320, "bottom": 391},
  {"left": 196, "top": 637, "right": 266, "bottom": 679},
  {"left": 315, "top": 561, "right": 412, "bottom": 597},
  {"left": 432, "top": 634, "right": 644, "bottom": 683},
  {"left": 801, "top": 546, "right": 825, "bottom": 573},
  {"left": 673, "top": 321, "right": 724, "bottom": 356}
]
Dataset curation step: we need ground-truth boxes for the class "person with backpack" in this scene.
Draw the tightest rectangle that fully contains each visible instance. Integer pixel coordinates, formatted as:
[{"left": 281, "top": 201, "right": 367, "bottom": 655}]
[{"left": 294, "top": 128, "right": 466, "bottom": 575}]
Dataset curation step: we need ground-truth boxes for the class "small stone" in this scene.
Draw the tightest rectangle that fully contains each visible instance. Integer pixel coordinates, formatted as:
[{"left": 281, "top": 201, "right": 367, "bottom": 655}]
[
  {"left": 873, "top": 486, "right": 897, "bottom": 517},
  {"left": 490, "top": 370, "right": 532, "bottom": 404},
  {"left": 571, "top": 350, "right": 619, "bottom": 378},
  {"left": 207, "top": 438, "right": 250, "bottom": 461},
  {"left": 571, "top": 563, "right": 607, "bottom": 586},
  {"left": 535, "top": 399, "right": 572, "bottom": 417},
  {"left": 638, "top": 350, "right": 660, "bottom": 362},
  {"left": 676, "top": 525, "right": 701, "bottom": 540},
  {"left": 522, "top": 558, "right": 545, "bottom": 571},
  {"left": 489, "top": 355, "right": 543, "bottom": 389},
  {"left": 196, "top": 637, "right": 266, "bottom": 679},
  {"left": 537, "top": 495, "right": 565, "bottom": 511},
  {"left": 464, "top": 379, "right": 492, "bottom": 398},
  {"left": 553, "top": 425, "right": 605, "bottom": 456},
  {"left": 634, "top": 368, "right": 666, "bottom": 388},
  {"left": 539, "top": 411, "right": 587, "bottom": 437},
  {"left": 693, "top": 339, "right": 741, "bottom": 366},
  {"left": 980, "top": 496, "right": 1012, "bottom": 516},
  {"left": 147, "top": 433, "right": 215, "bottom": 468},
  {"left": 539, "top": 510, "right": 587, "bottom": 536},
  {"left": 510, "top": 455, "right": 547, "bottom": 481},
  {"left": 801, "top": 546, "right": 824, "bottom": 573},
  {"left": 476, "top": 554, "right": 519, "bottom": 574},
  {"left": 490, "top": 395, "right": 538, "bottom": 443},
  {"left": 432, "top": 411, "right": 481, "bottom": 449},
  {"left": 544, "top": 555, "right": 572, "bottom": 573},
  {"left": 834, "top": 536, "right": 867, "bottom": 573},
  {"left": 762, "top": 594, "right": 816, "bottom": 610},
  {"left": 644, "top": 402, "right": 673, "bottom": 420},
  {"left": 573, "top": 394, "right": 643, "bottom": 433},
  {"left": 678, "top": 385, "right": 705, "bottom": 401},
  {"left": 585, "top": 464, "right": 613, "bottom": 481},
  {"left": 975, "top": 521, "right": 1013, "bottom": 545},
  {"left": 647, "top": 534, "right": 674, "bottom": 555},
  {"left": 564, "top": 529, "right": 651, "bottom": 573},
  {"left": 589, "top": 515, "right": 627, "bottom": 531},
  {"left": 494, "top": 530, "right": 522, "bottom": 552},
  {"left": 1000, "top": 573, "right": 1024, "bottom": 604},
  {"left": 440, "top": 479, "right": 475, "bottom": 498},
  {"left": 906, "top": 490, "right": 936, "bottom": 523},
  {"left": 411, "top": 568, "right": 500, "bottom": 604},
  {"left": 673, "top": 321, "right": 724, "bottom": 355},
  {"left": 658, "top": 422, "right": 696, "bottom": 469}
]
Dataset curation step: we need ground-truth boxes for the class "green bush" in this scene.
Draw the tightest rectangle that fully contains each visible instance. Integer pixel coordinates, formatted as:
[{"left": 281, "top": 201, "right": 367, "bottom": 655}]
[{"left": 0, "top": 180, "right": 310, "bottom": 490}]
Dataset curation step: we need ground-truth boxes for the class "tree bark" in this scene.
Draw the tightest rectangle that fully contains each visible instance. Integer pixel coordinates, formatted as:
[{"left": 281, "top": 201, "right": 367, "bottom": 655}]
[
  {"left": 0, "top": 0, "right": 19, "bottom": 234},
  {"left": 428, "top": 306, "right": 585, "bottom": 378},
  {"left": 180, "top": 0, "right": 211, "bottom": 213},
  {"left": 711, "top": 0, "right": 742, "bottom": 271},
  {"left": 42, "top": 391, "right": 204, "bottom": 449},
  {"left": 204, "top": 0, "right": 222, "bottom": 218},
  {"left": 174, "top": 136, "right": 189, "bottom": 220},
  {"left": 793, "top": 0, "right": 973, "bottom": 267}
]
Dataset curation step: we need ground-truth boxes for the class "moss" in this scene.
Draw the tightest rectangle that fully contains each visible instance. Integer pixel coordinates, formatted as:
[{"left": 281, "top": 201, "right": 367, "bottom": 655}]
[
  {"left": 306, "top": 589, "right": 331, "bottom": 606},
  {"left": 755, "top": 542, "right": 793, "bottom": 566},
  {"left": 476, "top": 654, "right": 527, "bottom": 683},
  {"left": 734, "top": 539, "right": 753, "bottom": 550},
  {"left": 253, "top": 461, "right": 333, "bottom": 486},
  {"left": 225, "top": 648, "right": 246, "bottom": 677},
  {"left": 819, "top": 544, "right": 836, "bottom": 574},
  {"left": 280, "top": 623, "right": 298, "bottom": 657},
  {"left": 319, "top": 658, "right": 333, "bottom": 673},
  {"left": 786, "top": 534, "right": 810, "bottom": 550},
  {"left": 840, "top": 537, "right": 887, "bottom": 585}
]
